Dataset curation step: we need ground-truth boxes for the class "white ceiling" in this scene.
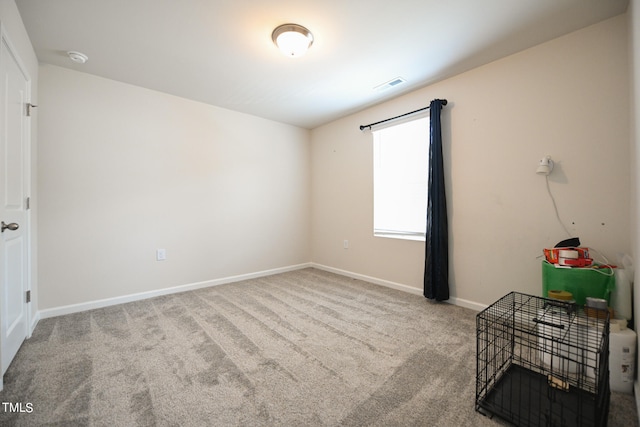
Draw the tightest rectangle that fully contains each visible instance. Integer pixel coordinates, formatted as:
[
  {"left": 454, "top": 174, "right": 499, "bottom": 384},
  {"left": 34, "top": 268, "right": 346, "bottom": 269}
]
[{"left": 16, "top": 0, "right": 629, "bottom": 129}]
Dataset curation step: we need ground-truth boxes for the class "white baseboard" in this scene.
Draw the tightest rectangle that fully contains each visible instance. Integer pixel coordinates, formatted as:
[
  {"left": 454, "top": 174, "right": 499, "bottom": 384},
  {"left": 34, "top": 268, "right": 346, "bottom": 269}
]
[
  {"left": 311, "top": 263, "right": 487, "bottom": 312},
  {"left": 448, "top": 296, "right": 488, "bottom": 312},
  {"left": 311, "top": 263, "right": 424, "bottom": 295},
  {"left": 38, "top": 263, "right": 312, "bottom": 319},
  {"left": 29, "top": 310, "right": 40, "bottom": 336},
  {"left": 36, "top": 261, "right": 487, "bottom": 320}
]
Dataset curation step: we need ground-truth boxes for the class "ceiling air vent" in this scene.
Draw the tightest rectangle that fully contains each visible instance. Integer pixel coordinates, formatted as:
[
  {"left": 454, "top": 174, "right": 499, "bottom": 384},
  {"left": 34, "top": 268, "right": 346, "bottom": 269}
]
[{"left": 374, "top": 77, "right": 406, "bottom": 92}]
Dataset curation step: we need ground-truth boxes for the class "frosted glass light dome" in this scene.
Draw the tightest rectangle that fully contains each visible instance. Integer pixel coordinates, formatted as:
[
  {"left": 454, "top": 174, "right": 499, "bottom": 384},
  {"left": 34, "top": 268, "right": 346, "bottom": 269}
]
[{"left": 272, "top": 24, "right": 314, "bottom": 58}]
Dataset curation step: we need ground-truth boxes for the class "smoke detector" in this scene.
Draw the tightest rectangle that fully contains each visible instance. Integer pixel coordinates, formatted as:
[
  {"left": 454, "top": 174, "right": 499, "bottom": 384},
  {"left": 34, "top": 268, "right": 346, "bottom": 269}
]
[{"left": 67, "top": 51, "right": 88, "bottom": 64}]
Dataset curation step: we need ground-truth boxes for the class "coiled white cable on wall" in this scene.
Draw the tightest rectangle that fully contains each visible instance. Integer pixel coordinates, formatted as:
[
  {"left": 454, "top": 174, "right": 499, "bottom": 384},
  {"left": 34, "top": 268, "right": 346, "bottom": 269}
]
[{"left": 545, "top": 175, "right": 572, "bottom": 238}]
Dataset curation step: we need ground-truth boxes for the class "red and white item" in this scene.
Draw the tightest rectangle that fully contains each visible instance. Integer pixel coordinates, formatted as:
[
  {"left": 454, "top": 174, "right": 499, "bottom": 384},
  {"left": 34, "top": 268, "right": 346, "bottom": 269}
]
[{"left": 544, "top": 247, "right": 593, "bottom": 267}]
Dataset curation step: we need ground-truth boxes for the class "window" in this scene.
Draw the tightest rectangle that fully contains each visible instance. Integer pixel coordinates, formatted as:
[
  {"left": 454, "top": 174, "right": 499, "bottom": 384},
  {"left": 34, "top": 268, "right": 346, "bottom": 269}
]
[{"left": 373, "top": 115, "right": 429, "bottom": 241}]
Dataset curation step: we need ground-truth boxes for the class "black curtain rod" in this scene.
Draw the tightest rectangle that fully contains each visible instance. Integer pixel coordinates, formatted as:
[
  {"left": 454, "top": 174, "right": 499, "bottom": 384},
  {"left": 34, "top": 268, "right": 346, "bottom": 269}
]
[{"left": 359, "top": 99, "right": 448, "bottom": 131}]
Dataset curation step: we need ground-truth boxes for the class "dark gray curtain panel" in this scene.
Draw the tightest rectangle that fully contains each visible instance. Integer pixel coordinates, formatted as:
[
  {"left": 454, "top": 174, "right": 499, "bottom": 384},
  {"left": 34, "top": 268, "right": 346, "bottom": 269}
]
[{"left": 424, "top": 99, "right": 449, "bottom": 301}]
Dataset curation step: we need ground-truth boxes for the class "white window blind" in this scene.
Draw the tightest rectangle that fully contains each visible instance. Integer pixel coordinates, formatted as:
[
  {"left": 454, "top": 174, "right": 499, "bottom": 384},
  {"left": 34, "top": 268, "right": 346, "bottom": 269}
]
[{"left": 373, "top": 116, "right": 429, "bottom": 240}]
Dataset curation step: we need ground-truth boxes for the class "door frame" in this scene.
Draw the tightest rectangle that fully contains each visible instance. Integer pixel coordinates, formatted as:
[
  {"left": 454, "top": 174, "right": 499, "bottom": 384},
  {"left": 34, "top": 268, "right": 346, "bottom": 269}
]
[{"left": 0, "top": 21, "right": 33, "bottom": 392}]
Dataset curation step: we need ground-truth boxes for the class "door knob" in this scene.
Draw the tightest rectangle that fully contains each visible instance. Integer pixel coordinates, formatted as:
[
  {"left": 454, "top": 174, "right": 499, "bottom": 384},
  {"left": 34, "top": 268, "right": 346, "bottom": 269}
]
[{"left": 1, "top": 221, "right": 19, "bottom": 232}]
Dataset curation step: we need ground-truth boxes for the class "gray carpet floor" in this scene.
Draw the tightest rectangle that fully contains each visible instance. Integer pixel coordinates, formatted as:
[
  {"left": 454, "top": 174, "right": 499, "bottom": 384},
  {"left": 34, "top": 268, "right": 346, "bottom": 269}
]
[{"left": 0, "top": 268, "right": 637, "bottom": 426}]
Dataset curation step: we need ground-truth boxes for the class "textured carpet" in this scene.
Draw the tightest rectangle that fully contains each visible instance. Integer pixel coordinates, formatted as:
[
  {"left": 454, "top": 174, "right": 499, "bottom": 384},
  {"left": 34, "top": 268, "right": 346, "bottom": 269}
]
[{"left": 0, "top": 268, "right": 637, "bottom": 426}]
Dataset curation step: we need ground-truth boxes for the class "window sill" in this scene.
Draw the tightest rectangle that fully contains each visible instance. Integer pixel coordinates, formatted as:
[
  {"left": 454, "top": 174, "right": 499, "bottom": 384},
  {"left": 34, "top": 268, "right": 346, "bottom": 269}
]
[{"left": 374, "top": 232, "right": 425, "bottom": 242}]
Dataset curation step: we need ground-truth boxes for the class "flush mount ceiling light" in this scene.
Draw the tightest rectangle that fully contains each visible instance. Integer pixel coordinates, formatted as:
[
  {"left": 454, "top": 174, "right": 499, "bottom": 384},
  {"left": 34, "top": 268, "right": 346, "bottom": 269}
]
[
  {"left": 272, "top": 23, "right": 314, "bottom": 58},
  {"left": 67, "top": 51, "right": 88, "bottom": 64}
]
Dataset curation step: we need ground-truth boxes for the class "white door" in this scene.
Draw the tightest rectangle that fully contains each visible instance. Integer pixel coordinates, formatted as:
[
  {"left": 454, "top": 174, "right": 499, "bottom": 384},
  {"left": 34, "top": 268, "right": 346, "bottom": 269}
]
[{"left": 0, "top": 31, "right": 30, "bottom": 382}]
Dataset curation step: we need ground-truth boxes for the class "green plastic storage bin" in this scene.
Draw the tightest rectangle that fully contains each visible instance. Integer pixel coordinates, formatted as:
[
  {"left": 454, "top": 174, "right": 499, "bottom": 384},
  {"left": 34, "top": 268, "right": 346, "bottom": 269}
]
[{"left": 541, "top": 261, "right": 615, "bottom": 306}]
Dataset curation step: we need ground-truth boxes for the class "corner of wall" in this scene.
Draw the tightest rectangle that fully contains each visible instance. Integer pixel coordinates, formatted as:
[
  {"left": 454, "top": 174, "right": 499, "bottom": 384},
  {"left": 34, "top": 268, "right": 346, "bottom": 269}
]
[{"left": 626, "top": 0, "right": 640, "bottom": 417}]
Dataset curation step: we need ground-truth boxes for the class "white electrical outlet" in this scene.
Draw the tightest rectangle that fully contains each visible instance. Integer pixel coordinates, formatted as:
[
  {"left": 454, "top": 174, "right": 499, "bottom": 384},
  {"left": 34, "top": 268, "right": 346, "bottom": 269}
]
[
  {"left": 156, "top": 248, "right": 167, "bottom": 261},
  {"left": 343, "top": 240, "right": 349, "bottom": 249}
]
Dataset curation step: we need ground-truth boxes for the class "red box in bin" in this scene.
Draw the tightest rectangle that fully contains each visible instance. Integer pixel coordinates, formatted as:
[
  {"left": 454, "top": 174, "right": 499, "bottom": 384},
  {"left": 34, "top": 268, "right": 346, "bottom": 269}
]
[{"left": 544, "top": 247, "right": 591, "bottom": 265}]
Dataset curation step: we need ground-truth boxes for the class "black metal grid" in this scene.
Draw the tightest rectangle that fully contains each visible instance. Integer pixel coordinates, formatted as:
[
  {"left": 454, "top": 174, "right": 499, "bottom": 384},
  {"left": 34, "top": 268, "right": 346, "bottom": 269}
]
[{"left": 476, "top": 292, "right": 610, "bottom": 427}]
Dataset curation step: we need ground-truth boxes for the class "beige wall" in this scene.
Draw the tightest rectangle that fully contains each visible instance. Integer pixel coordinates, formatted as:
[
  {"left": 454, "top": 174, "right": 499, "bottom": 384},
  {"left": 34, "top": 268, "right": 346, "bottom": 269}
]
[
  {"left": 38, "top": 65, "right": 310, "bottom": 310},
  {"left": 311, "top": 15, "right": 630, "bottom": 308},
  {"left": 0, "top": 0, "right": 39, "bottom": 323},
  {"left": 628, "top": 0, "right": 640, "bottom": 407}
]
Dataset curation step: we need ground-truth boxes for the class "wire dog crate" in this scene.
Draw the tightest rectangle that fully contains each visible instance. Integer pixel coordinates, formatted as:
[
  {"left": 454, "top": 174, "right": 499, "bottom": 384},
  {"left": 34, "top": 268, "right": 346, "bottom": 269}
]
[{"left": 476, "top": 292, "right": 610, "bottom": 427}]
